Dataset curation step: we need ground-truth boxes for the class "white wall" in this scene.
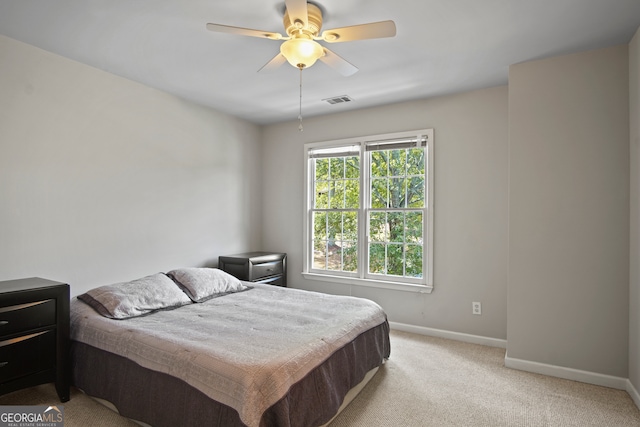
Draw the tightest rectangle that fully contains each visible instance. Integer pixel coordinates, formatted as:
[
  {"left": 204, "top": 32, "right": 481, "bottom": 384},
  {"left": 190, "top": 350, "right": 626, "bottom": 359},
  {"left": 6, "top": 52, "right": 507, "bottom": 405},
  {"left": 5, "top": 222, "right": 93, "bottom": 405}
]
[
  {"left": 508, "top": 45, "right": 630, "bottom": 377},
  {"left": 630, "top": 27, "right": 640, "bottom": 395},
  {"left": 0, "top": 35, "right": 262, "bottom": 296},
  {"left": 262, "top": 87, "right": 509, "bottom": 341}
]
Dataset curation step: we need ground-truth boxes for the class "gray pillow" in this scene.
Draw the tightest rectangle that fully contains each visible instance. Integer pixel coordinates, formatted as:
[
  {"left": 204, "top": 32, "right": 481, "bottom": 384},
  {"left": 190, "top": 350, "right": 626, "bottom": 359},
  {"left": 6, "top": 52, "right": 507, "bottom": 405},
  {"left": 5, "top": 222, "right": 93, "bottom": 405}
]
[
  {"left": 78, "top": 273, "right": 192, "bottom": 319},
  {"left": 167, "top": 267, "right": 251, "bottom": 302}
]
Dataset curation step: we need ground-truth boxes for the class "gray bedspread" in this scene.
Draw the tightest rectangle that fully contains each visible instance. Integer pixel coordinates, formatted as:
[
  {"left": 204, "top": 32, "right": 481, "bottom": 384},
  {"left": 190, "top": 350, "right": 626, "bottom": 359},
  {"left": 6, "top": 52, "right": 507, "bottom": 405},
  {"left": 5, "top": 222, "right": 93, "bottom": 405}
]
[{"left": 71, "top": 283, "right": 387, "bottom": 427}]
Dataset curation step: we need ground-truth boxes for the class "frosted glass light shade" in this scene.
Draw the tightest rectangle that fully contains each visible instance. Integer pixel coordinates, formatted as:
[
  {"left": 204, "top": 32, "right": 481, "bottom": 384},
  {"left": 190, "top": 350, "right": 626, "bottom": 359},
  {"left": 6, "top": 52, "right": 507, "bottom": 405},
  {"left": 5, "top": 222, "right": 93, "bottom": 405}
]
[{"left": 280, "top": 38, "right": 324, "bottom": 69}]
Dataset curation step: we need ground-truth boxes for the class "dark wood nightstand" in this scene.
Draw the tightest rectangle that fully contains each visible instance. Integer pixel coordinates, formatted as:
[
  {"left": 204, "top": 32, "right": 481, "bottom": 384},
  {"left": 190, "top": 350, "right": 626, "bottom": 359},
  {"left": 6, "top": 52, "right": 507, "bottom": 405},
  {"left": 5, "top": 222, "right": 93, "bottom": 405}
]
[
  {"left": 218, "top": 252, "right": 287, "bottom": 287},
  {"left": 0, "top": 278, "right": 70, "bottom": 402}
]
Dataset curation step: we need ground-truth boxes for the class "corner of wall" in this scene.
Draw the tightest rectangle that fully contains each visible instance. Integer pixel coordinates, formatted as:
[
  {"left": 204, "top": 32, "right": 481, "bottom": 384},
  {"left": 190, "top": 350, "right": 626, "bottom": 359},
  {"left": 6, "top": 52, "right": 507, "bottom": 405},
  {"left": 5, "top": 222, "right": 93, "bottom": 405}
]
[{"left": 629, "top": 25, "right": 640, "bottom": 402}]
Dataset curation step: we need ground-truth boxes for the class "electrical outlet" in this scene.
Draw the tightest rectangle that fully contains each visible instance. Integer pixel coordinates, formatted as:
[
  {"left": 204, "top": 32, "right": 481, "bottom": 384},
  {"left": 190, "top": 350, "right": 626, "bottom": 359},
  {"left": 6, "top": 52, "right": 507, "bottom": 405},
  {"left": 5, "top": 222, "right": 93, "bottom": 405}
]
[{"left": 472, "top": 302, "right": 482, "bottom": 315}]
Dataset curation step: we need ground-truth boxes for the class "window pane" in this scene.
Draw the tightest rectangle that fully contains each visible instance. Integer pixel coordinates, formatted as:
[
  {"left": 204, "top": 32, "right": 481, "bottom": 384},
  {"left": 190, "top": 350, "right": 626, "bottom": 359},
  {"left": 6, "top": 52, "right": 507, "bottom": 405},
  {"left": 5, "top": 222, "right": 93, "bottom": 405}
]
[
  {"left": 345, "top": 180, "right": 359, "bottom": 209},
  {"left": 327, "top": 212, "right": 342, "bottom": 240},
  {"left": 328, "top": 212, "right": 345, "bottom": 271},
  {"left": 389, "top": 149, "right": 407, "bottom": 177},
  {"left": 389, "top": 178, "right": 406, "bottom": 208},
  {"left": 388, "top": 212, "right": 404, "bottom": 243},
  {"left": 387, "top": 244, "right": 404, "bottom": 276},
  {"left": 343, "top": 244, "right": 358, "bottom": 272},
  {"left": 369, "top": 243, "right": 385, "bottom": 274},
  {"left": 343, "top": 212, "right": 358, "bottom": 240},
  {"left": 371, "top": 178, "right": 388, "bottom": 208},
  {"left": 406, "top": 245, "right": 423, "bottom": 278},
  {"left": 330, "top": 157, "right": 344, "bottom": 180},
  {"left": 407, "top": 177, "right": 425, "bottom": 208},
  {"left": 314, "top": 181, "right": 328, "bottom": 209},
  {"left": 345, "top": 156, "right": 359, "bottom": 179},
  {"left": 313, "top": 212, "right": 327, "bottom": 240},
  {"left": 371, "top": 151, "right": 387, "bottom": 177},
  {"left": 330, "top": 181, "right": 345, "bottom": 209},
  {"left": 313, "top": 239, "right": 327, "bottom": 269},
  {"left": 327, "top": 244, "right": 342, "bottom": 271},
  {"left": 315, "top": 158, "right": 329, "bottom": 180},
  {"left": 407, "top": 148, "right": 424, "bottom": 175},
  {"left": 405, "top": 211, "right": 423, "bottom": 243},
  {"left": 369, "top": 212, "right": 387, "bottom": 242}
]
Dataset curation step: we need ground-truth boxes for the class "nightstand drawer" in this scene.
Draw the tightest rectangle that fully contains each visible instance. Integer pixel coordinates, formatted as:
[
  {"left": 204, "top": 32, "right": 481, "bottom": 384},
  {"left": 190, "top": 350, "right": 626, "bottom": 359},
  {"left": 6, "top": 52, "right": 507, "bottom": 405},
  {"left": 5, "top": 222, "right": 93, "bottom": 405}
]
[
  {"left": 0, "top": 300, "right": 56, "bottom": 337},
  {"left": 252, "top": 261, "right": 283, "bottom": 280},
  {"left": 0, "top": 330, "right": 55, "bottom": 383},
  {"left": 255, "top": 275, "right": 286, "bottom": 287},
  {"left": 219, "top": 252, "right": 287, "bottom": 287}
]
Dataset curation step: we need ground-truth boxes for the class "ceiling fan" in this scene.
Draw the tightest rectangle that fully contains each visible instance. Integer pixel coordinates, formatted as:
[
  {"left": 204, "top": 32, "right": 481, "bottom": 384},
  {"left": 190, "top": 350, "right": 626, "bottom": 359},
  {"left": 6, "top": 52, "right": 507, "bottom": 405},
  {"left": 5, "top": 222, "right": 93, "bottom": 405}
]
[{"left": 206, "top": 0, "right": 396, "bottom": 76}]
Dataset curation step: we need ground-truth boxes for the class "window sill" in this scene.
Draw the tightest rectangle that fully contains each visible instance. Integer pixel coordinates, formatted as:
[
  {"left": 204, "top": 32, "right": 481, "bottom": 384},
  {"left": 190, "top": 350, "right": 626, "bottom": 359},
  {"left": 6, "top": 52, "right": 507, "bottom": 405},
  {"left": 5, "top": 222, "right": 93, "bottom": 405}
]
[{"left": 301, "top": 272, "right": 433, "bottom": 294}]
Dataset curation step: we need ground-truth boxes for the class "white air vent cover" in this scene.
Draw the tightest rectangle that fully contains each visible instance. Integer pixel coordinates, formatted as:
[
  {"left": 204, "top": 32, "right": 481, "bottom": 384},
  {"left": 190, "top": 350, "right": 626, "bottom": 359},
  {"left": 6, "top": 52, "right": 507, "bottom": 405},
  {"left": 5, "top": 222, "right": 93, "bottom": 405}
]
[{"left": 323, "top": 95, "right": 354, "bottom": 105}]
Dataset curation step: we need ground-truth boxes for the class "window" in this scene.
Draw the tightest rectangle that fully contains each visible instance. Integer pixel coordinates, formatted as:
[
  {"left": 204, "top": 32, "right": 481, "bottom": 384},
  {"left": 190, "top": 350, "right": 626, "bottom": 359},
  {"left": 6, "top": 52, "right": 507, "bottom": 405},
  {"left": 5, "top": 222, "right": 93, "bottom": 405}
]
[{"left": 303, "top": 129, "right": 434, "bottom": 293}]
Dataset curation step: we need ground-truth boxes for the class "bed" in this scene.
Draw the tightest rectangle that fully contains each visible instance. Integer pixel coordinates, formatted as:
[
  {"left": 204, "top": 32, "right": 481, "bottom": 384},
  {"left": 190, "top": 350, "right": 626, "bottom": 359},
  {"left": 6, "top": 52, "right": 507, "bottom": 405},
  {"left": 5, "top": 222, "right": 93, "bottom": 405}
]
[{"left": 70, "top": 268, "right": 390, "bottom": 427}]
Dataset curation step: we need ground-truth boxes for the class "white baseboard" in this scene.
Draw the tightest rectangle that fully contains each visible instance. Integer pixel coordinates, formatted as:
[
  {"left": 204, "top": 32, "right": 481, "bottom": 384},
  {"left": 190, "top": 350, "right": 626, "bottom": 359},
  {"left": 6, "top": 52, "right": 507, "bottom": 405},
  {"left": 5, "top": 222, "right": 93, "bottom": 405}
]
[
  {"left": 628, "top": 379, "right": 640, "bottom": 410},
  {"left": 388, "top": 321, "right": 507, "bottom": 349},
  {"left": 504, "top": 352, "right": 628, "bottom": 390}
]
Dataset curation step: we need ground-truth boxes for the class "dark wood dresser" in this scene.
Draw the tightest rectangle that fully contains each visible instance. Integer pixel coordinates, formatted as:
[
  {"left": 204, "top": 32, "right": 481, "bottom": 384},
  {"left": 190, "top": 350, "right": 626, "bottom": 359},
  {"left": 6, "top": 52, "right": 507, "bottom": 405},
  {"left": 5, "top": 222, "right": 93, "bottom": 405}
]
[
  {"left": 219, "top": 252, "right": 287, "bottom": 287},
  {"left": 0, "top": 278, "right": 70, "bottom": 402}
]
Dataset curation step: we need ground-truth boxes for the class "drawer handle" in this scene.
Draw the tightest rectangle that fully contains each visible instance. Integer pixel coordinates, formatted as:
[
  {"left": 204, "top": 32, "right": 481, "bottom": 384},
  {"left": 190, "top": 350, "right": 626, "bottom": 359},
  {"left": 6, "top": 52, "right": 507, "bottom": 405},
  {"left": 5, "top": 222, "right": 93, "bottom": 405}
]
[
  {"left": 0, "top": 331, "right": 48, "bottom": 348},
  {"left": 0, "top": 361, "right": 8, "bottom": 368},
  {"left": 0, "top": 321, "right": 8, "bottom": 326}
]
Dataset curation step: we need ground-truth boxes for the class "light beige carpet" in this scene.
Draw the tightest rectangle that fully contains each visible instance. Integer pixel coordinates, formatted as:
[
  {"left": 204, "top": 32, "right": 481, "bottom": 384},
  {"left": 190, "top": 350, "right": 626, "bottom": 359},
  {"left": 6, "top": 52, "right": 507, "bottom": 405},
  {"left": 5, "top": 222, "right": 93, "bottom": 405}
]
[
  {"left": 331, "top": 331, "right": 640, "bottom": 426},
  {"left": 1, "top": 330, "right": 638, "bottom": 426}
]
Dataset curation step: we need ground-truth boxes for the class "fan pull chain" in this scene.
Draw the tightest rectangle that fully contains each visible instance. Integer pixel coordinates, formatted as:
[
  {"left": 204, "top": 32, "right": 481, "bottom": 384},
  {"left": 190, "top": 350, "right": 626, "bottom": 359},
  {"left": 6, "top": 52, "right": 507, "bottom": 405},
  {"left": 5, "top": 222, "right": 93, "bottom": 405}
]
[{"left": 298, "top": 66, "right": 304, "bottom": 132}]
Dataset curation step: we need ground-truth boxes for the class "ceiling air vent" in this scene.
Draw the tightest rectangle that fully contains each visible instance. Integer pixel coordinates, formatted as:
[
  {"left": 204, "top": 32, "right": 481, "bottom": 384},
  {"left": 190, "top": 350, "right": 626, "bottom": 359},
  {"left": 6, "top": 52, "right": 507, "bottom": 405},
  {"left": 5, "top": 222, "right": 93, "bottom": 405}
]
[{"left": 323, "top": 95, "right": 354, "bottom": 105}]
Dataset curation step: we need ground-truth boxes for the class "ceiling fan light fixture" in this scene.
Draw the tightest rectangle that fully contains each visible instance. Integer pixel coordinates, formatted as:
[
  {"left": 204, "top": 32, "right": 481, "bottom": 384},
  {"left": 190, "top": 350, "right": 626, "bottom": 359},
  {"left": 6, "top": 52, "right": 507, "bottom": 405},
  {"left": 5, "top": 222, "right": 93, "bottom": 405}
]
[
  {"left": 280, "top": 38, "right": 324, "bottom": 69},
  {"left": 206, "top": 0, "right": 397, "bottom": 128}
]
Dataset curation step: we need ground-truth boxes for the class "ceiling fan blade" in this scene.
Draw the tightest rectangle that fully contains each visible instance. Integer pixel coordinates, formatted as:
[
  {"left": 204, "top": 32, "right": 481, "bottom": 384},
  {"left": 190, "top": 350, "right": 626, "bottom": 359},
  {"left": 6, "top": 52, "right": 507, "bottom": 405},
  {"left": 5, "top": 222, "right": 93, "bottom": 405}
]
[
  {"left": 319, "top": 48, "right": 358, "bottom": 76},
  {"left": 206, "top": 23, "right": 283, "bottom": 40},
  {"left": 258, "top": 53, "right": 287, "bottom": 73},
  {"left": 321, "top": 20, "right": 396, "bottom": 43},
  {"left": 284, "top": 0, "right": 308, "bottom": 28}
]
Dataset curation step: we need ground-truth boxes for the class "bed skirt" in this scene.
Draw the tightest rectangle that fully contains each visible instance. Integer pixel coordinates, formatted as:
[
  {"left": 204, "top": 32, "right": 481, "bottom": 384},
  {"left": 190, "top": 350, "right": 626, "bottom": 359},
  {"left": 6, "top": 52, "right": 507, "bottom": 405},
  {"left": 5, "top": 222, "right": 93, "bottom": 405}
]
[{"left": 71, "top": 320, "right": 390, "bottom": 427}]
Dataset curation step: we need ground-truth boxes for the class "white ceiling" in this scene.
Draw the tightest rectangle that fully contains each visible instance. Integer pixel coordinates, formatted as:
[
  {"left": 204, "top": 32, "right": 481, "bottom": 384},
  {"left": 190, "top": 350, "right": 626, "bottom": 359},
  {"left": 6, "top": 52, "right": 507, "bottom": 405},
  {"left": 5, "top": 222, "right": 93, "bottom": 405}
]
[{"left": 1, "top": 0, "right": 639, "bottom": 125}]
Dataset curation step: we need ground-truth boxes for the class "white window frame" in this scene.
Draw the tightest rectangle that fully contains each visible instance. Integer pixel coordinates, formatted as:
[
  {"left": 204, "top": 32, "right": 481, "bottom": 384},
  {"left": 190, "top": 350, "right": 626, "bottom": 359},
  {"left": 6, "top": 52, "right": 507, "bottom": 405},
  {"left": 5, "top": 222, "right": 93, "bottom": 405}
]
[{"left": 302, "top": 129, "right": 434, "bottom": 293}]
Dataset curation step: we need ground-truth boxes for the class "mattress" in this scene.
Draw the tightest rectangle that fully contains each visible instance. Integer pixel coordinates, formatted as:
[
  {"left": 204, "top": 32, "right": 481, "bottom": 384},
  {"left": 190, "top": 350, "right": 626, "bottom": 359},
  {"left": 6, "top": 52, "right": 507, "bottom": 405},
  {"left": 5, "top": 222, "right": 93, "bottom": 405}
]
[{"left": 71, "top": 283, "right": 390, "bottom": 427}]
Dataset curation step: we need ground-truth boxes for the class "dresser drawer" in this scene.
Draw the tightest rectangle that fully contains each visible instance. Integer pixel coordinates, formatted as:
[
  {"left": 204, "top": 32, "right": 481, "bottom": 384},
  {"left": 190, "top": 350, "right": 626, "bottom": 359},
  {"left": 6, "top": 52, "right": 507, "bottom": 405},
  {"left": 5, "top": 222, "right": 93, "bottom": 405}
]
[
  {"left": 251, "top": 261, "right": 283, "bottom": 281},
  {"left": 0, "top": 300, "right": 56, "bottom": 337},
  {"left": 0, "top": 330, "right": 56, "bottom": 383}
]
